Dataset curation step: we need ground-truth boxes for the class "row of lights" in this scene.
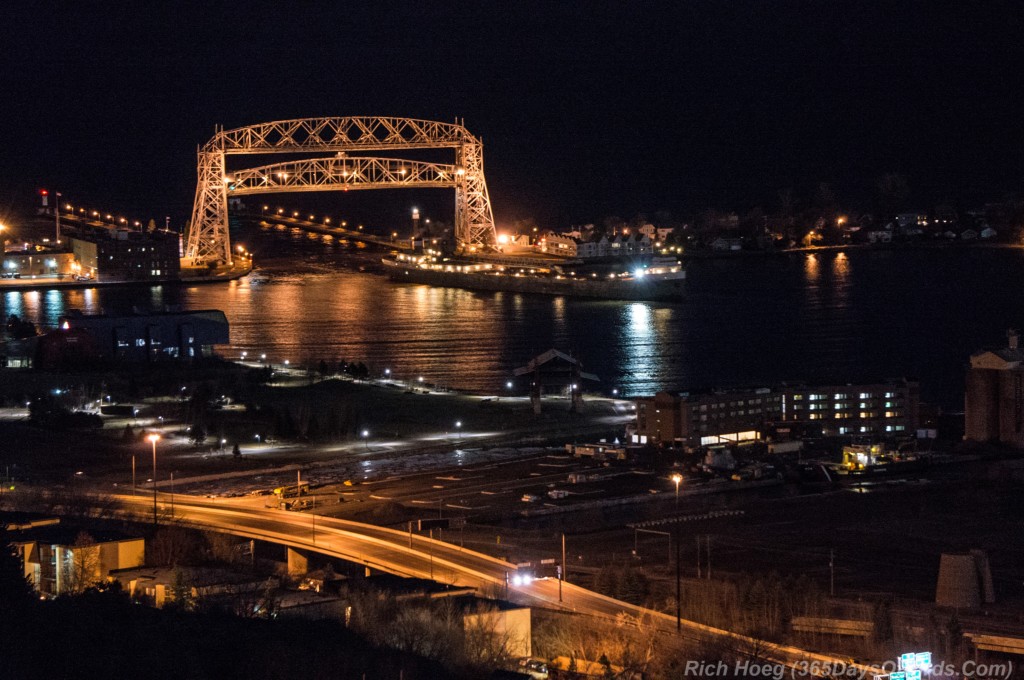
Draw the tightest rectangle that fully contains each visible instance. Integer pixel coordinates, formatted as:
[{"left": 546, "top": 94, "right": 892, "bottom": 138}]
[
  {"left": 243, "top": 353, "right": 625, "bottom": 398},
  {"left": 259, "top": 206, "right": 365, "bottom": 232},
  {"left": 64, "top": 203, "right": 148, "bottom": 230},
  {"left": 225, "top": 165, "right": 465, "bottom": 184}
]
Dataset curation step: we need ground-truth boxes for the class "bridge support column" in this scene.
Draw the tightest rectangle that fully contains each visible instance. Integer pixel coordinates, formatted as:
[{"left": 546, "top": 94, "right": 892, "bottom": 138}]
[{"left": 287, "top": 547, "right": 309, "bottom": 576}]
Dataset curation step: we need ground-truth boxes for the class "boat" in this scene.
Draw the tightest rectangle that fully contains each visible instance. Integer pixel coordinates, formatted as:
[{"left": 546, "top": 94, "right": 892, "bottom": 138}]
[{"left": 381, "top": 254, "right": 685, "bottom": 301}]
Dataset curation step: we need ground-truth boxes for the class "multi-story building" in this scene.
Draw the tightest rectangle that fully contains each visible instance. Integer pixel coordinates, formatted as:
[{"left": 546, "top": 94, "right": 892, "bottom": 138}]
[
  {"left": 634, "top": 388, "right": 778, "bottom": 447},
  {"left": 634, "top": 380, "right": 919, "bottom": 448},
  {"left": 779, "top": 382, "right": 919, "bottom": 438},
  {"left": 965, "top": 330, "right": 1024, "bottom": 446},
  {"left": 71, "top": 228, "right": 180, "bottom": 282},
  {"left": 7, "top": 517, "right": 145, "bottom": 597},
  {"left": 539, "top": 232, "right": 578, "bottom": 257}
]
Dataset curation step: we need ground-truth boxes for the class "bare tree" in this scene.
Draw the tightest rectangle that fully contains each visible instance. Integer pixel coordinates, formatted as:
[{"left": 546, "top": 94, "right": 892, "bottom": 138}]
[
  {"left": 60, "top": 531, "right": 100, "bottom": 595},
  {"left": 462, "top": 602, "right": 520, "bottom": 673}
]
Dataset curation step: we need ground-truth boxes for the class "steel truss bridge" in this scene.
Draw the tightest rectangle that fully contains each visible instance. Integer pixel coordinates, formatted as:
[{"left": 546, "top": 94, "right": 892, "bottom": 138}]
[{"left": 185, "top": 117, "right": 497, "bottom": 264}]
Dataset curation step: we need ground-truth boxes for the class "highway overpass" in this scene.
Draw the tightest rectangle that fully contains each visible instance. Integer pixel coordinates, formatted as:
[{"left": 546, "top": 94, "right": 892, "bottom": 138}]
[{"left": 105, "top": 493, "right": 876, "bottom": 677}]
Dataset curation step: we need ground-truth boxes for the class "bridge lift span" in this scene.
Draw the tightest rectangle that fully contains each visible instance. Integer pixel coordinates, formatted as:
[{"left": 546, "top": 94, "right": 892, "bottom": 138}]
[{"left": 184, "top": 117, "right": 497, "bottom": 265}]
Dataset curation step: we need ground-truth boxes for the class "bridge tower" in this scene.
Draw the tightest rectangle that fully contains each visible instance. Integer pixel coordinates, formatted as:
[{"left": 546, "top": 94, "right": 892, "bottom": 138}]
[{"left": 184, "top": 117, "right": 497, "bottom": 265}]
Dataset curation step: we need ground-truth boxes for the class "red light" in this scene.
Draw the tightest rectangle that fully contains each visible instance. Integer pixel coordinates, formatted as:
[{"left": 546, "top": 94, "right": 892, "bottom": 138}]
[{"left": 39, "top": 189, "right": 49, "bottom": 196}]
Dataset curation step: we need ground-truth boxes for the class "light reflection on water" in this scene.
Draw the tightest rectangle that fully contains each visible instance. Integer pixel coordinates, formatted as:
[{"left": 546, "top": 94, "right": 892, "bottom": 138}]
[{"left": 5, "top": 246, "right": 1024, "bottom": 407}]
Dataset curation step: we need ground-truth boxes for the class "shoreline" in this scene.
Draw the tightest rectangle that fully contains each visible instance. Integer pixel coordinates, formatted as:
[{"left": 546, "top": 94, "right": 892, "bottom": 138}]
[
  {"left": 0, "top": 261, "right": 254, "bottom": 293},
  {"left": 683, "top": 239, "right": 1024, "bottom": 260}
]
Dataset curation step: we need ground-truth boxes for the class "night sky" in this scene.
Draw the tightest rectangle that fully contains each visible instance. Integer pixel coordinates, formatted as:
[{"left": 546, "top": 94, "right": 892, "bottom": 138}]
[{"left": 3, "top": 2, "right": 1024, "bottom": 230}]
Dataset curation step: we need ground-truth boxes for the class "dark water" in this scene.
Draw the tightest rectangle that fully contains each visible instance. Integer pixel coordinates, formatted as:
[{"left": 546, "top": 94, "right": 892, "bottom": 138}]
[{"left": 4, "top": 224, "right": 1023, "bottom": 409}]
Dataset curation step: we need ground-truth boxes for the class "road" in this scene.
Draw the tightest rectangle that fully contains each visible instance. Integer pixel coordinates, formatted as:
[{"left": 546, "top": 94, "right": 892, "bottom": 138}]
[{"left": 114, "top": 492, "right": 876, "bottom": 677}]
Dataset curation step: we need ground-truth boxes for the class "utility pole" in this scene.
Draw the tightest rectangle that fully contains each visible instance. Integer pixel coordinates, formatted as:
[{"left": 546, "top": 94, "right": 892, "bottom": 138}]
[
  {"left": 560, "top": 533, "right": 566, "bottom": 603},
  {"left": 696, "top": 536, "right": 701, "bottom": 579},
  {"left": 131, "top": 455, "right": 136, "bottom": 497},
  {"left": 830, "top": 549, "right": 835, "bottom": 597},
  {"left": 148, "top": 434, "right": 160, "bottom": 529},
  {"left": 706, "top": 535, "right": 711, "bottom": 580},
  {"left": 675, "top": 523, "right": 681, "bottom": 633}
]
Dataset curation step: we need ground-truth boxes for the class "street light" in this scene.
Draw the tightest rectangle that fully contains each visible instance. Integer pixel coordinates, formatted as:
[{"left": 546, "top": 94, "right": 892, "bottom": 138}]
[
  {"left": 455, "top": 420, "right": 462, "bottom": 440},
  {"left": 670, "top": 473, "right": 683, "bottom": 510},
  {"left": 147, "top": 433, "right": 161, "bottom": 527},
  {"left": 361, "top": 429, "right": 369, "bottom": 450}
]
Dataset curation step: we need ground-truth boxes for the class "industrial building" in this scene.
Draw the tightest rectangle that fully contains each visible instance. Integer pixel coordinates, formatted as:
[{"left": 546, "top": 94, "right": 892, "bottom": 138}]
[
  {"left": 634, "top": 380, "right": 919, "bottom": 448},
  {"left": 965, "top": 330, "right": 1024, "bottom": 446}
]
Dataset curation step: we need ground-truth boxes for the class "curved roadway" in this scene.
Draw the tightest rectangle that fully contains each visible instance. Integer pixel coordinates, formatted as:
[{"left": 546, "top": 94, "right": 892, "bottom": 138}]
[{"left": 115, "top": 493, "right": 876, "bottom": 677}]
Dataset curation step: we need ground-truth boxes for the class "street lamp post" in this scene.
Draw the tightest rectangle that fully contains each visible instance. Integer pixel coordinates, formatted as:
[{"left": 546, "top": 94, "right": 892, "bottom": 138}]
[
  {"left": 455, "top": 420, "right": 462, "bottom": 440},
  {"left": 671, "top": 473, "right": 682, "bottom": 510},
  {"left": 147, "top": 433, "right": 161, "bottom": 527},
  {"left": 362, "top": 429, "right": 369, "bottom": 451}
]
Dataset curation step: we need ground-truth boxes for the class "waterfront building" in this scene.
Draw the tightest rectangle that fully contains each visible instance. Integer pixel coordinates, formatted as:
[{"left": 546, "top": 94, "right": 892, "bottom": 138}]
[
  {"left": 32, "top": 309, "right": 229, "bottom": 367},
  {"left": 1, "top": 250, "right": 77, "bottom": 278},
  {"left": 965, "top": 330, "right": 1024, "bottom": 447},
  {"left": 634, "top": 380, "right": 919, "bottom": 448},
  {"left": 70, "top": 228, "right": 180, "bottom": 282}
]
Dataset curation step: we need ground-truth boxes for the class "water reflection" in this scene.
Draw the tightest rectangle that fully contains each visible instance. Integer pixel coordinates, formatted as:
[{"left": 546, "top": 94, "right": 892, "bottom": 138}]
[
  {"left": 830, "top": 252, "right": 851, "bottom": 306},
  {"left": 7, "top": 247, "right": 1024, "bottom": 407},
  {"left": 621, "top": 302, "right": 662, "bottom": 387},
  {"left": 804, "top": 253, "right": 820, "bottom": 283},
  {"left": 4, "top": 291, "right": 23, "bottom": 318}
]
